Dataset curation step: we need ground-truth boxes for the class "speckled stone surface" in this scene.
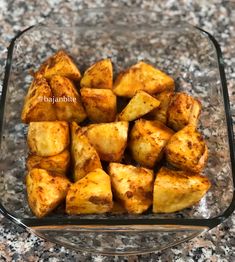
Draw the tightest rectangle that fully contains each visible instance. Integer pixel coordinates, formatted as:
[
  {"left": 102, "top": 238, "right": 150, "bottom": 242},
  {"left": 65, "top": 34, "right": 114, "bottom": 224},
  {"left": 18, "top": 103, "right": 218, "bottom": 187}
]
[{"left": 0, "top": 0, "right": 235, "bottom": 261}]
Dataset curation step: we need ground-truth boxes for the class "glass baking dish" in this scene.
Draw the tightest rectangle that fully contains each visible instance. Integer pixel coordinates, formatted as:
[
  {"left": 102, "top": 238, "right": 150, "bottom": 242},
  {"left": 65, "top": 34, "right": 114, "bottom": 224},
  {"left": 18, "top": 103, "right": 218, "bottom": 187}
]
[{"left": 0, "top": 8, "right": 235, "bottom": 255}]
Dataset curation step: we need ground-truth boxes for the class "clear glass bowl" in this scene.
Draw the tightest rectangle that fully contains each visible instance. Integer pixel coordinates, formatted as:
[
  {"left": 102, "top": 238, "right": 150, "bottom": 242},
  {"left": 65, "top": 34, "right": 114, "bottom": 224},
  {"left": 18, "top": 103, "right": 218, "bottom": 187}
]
[{"left": 0, "top": 8, "right": 235, "bottom": 255}]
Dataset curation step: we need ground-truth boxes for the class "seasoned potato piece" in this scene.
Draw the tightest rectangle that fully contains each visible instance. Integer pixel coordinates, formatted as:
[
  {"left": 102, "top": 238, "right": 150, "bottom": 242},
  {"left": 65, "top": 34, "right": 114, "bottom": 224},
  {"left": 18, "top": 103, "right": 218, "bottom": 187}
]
[
  {"left": 71, "top": 122, "right": 102, "bottom": 182},
  {"left": 26, "top": 168, "right": 71, "bottom": 218},
  {"left": 165, "top": 124, "right": 208, "bottom": 173},
  {"left": 80, "top": 88, "right": 116, "bottom": 123},
  {"left": 167, "top": 92, "right": 201, "bottom": 131},
  {"left": 66, "top": 169, "right": 113, "bottom": 214},
  {"left": 118, "top": 90, "right": 160, "bottom": 121},
  {"left": 113, "top": 62, "right": 175, "bottom": 97},
  {"left": 153, "top": 167, "right": 211, "bottom": 213},
  {"left": 26, "top": 150, "right": 70, "bottom": 175},
  {"left": 82, "top": 121, "right": 128, "bottom": 162},
  {"left": 35, "top": 50, "right": 81, "bottom": 81},
  {"left": 129, "top": 119, "right": 174, "bottom": 168},
  {"left": 27, "top": 121, "right": 69, "bottom": 157},
  {"left": 148, "top": 91, "right": 174, "bottom": 124},
  {"left": 50, "top": 75, "right": 87, "bottom": 122},
  {"left": 21, "top": 77, "right": 56, "bottom": 123},
  {"left": 109, "top": 163, "right": 154, "bottom": 214},
  {"left": 80, "top": 58, "right": 113, "bottom": 89}
]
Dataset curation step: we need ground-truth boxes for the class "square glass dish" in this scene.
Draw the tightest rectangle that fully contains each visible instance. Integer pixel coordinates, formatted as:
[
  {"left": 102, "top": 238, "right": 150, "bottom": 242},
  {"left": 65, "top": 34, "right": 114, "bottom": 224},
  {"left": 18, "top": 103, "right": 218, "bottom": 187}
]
[{"left": 0, "top": 8, "right": 235, "bottom": 255}]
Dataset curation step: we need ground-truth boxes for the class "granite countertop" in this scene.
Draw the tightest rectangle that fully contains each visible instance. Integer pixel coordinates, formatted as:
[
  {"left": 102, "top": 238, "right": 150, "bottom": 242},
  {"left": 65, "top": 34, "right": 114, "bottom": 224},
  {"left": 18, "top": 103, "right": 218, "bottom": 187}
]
[{"left": 0, "top": 0, "right": 235, "bottom": 261}]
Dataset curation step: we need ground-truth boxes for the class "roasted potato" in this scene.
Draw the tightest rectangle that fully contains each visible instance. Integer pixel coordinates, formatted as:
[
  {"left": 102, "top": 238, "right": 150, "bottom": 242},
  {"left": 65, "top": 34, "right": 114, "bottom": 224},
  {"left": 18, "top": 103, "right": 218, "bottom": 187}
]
[
  {"left": 153, "top": 167, "right": 211, "bottom": 213},
  {"left": 82, "top": 121, "right": 129, "bottom": 162},
  {"left": 27, "top": 121, "right": 70, "bottom": 157},
  {"left": 26, "top": 168, "right": 71, "bottom": 218},
  {"left": 50, "top": 75, "right": 87, "bottom": 122},
  {"left": 66, "top": 168, "right": 113, "bottom": 214},
  {"left": 26, "top": 150, "right": 70, "bottom": 175},
  {"left": 21, "top": 77, "right": 56, "bottom": 123},
  {"left": 109, "top": 163, "right": 154, "bottom": 214},
  {"left": 113, "top": 62, "right": 175, "bottom": 97},
  {"left": 80, "top": 88, "right": 116, "bottom": 123},
  {"left": 70, "top": 122, "right": 102, "bottom": 182},
  {"left": 148, "top": 91, "right": 174, "bottom": 124},
  {"left": 80, "top": 58, "right": 113, "bottom": 89},
  {"left": 35, "top": 50, "right": 81, "bottom": 81},
  {"left": 167, "top": 92, "right": 201, "bottom": 131},
  {"left": 23, "top": 54, "right": 210, "bottom": 217},
  {"left": 129, "top": 119, "right": 174, "bottom": 168},
  {"left": 118, "top": 90, "right": 160, "bottom": 121},
  {"left": 165, "top": 124, "right": 208, "bottom": 173}
]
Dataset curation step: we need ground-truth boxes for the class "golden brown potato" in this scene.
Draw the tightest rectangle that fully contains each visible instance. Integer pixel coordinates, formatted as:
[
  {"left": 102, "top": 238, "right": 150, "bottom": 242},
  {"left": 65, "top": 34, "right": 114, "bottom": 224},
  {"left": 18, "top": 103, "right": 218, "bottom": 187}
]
[
  {"left": 80, "top": 88, "right": 116, "bottom": 123},
  {"left": 153, "top": 167, "right": 211, "bottom": 213},
  {"left": 148, "top": 91, "right": 174, "bottom": 124},
  {"left": 66, "top": 168, "right": 113, "bottom": 215},
  {"left": 118, "top": 90, "right": 160, "bottom": 121},
  {"left": 113, "top": 62, "right": 175, "bottom": 97},
  {"left": 167, "top": 92, "right": 201, "bottom": 131},
  {"left": 109, "top": 163, "right": 154, "bottom": 214},
  {"left": 26, "top": 150, "right": 70, "bottom": 175},
  {"left": 35, "top": 50, "right": 81, "bottom": 81},
  {"left": 165, "top": 124, "right": 208, "bottom": 173},
  {"left": 21, "top": 77, "right": 56, "bottom": 123},
  {"left": 129, "top": 119, "right": 174, "bottom": 168},
  {"left": 27, "top": 121, "right": 70, "bottom": 157},
  {"left": 80, "top": 58, "right": 113, "bottom": 89},
  {"left": 82, "top": 121, "right": 129, "bottom": 162},
  {"left": 50, "top": 75, "right": 87, "bottom": 122},
  {"left": 26, "top": 168, "right": 71, "bottom": 218},
  {"left": 70, "top": 122, "right": 102, "bottom": 182}
]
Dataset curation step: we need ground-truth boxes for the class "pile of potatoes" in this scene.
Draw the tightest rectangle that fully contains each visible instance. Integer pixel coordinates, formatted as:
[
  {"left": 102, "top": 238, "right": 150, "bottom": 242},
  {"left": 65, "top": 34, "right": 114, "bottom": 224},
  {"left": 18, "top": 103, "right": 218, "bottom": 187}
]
[{"left": 22, "top": 50, "right": 210, "bottom": 218}]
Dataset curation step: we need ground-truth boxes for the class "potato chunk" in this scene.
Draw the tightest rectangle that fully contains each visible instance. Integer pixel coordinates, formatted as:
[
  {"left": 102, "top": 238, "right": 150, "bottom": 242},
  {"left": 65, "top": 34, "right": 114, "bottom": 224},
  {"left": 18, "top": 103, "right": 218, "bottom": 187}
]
[
  {"left": 165, "top": 124, "right": 208, "bottom": 173},
  {"left": 26, "top": 150, "right": 70, "bottom": 175},
  {"left": 71, "top": 122, "right": 102, "bottom": 182},
  {"left": 109, "top": 163, "right": 154, "bottom": 214},
  {"left": 82, "top": 121, "right": 128, "bottom": 162},
  {"left": 167, "top": 92, "right": 201, "bottom": 131},
  {"left": 27, "top": 121, "right": 69, "bottom": 157},
  {"left": 118, "top": 90, "right": 160, "bottom": 121},
  {"left": 153, "top": 167, "right": 211, "bottom": 213},
  {"left": 80, "top": 88, "right": 116, "bottom": 123},
  {"left": 66, "top": 169, "right": 113, "bottom": 214},
  {"left": 113, "top": 62, "right": 175, "bottom": 97},
  {"left": 35, "top": 50, "right": 81, "bottom": 81},
  {"left": 129, "top": 119, "right": 174, "bottom": 168},
  {"left": 50, "top": 75, "right": 87, "bottom": 122},
  {"left": 148, "top": 91, "right": 174, "bottom": 124},
  {"left": 80, "top": 58, "right": 113, "bottom": 89},
  {"left": 21, "top": 77, "right": 56, "bottom": 123},
  {"left": 26, "top": 168, "right": 71, "bottom": 218}
]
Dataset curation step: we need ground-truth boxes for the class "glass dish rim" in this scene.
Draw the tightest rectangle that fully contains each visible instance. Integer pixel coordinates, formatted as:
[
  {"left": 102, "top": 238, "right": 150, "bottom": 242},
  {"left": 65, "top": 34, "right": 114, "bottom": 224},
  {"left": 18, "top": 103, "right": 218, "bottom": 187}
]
[{"left": 0, "top": 22, "right": 234, "bottom": 230}]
